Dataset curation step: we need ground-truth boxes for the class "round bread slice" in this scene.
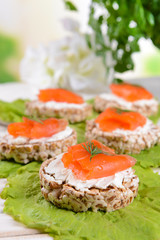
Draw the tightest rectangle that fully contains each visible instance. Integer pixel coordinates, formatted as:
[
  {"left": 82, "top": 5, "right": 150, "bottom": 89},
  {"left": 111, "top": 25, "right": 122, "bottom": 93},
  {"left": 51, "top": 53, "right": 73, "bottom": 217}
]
[
  {"left": 40, "top": 156, "right": 139, "bottom": 212},
  {"left": 94, "top": 95, "right": 159, "bottom": 117},
  {"left": 0, "top": 128, "right": 77, "bottom": 164},
  {"left": 86, "top": 119, "right": 160, "bottom": 154},
  {"left": 26, "top": 101, "right": 92, "bottom": 123}
]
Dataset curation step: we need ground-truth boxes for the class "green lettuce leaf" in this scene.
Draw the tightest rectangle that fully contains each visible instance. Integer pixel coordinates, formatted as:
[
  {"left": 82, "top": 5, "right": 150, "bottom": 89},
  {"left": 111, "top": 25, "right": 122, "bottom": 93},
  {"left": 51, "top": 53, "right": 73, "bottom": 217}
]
[
  {"left": 69, "top": 100, "right": 98, "bottom": 143},
  {"left": 0, "top": 98, "right": 160, "bottom": 239},
  {"left": 0, "top": 161, "right": 21, "bottom": 178},
  {"left": 0, "top": 99, "right": 26, "bottom": 123},
  {"left": 149, "top": 104, "right": 160, "bottom": 124},
  {"left": 69, "top": 122, "right": 86, "bottom": 143},
  {"left": 1, "top": 162, "right": 160, "bottom": 240},
  {"left": 0, "top": 99, "right": 159, "bottom": 124},
  {"left": 0, "top": 98, "right": 160, "bottom": 179},
  {"left": 131, "top": 144, "right": 160, "bottom": 168}
]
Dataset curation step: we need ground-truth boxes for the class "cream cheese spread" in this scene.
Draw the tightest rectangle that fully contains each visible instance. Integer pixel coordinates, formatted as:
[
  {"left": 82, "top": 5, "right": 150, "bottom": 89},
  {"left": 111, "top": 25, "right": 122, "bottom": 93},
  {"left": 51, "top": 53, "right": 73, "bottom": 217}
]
[
  {"left": 112, "top": 119, "right": 153, "bottom": 136},
  {"left": 44, "top": 153, "right": 139, "bottom": 191},
  {"left": 95, "top": 117, "right": 156, "bottom": 137},
  {"left": 99, "top": 93, "right": 158, "bottom": 108},
  {"left": 33, "top": 100, "right": 87, "bottom": 110},
  {"left": 0, "top": 126, "right": 73, "bottom": 145},
  {"left": 99, "top": 93, "right": 132, "bottom": 108},
  {"left": 133, "top": 98, "right": 158, "bottom": 106}
]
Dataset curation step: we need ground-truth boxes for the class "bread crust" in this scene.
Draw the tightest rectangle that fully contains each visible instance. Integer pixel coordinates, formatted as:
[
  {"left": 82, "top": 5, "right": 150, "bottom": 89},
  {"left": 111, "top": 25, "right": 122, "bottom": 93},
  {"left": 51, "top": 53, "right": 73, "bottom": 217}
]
[
  {"left": 0, "top": 130, "right": 77, "bottom": 164},
  {"left": 40, "top": 158, "right": 139, "bottom": 212},
  {"left": 85, "top": 120, "right": 160, "bottom": 154},
  {"left": 26, "top": 101, "right": 92, "bottom": 123},
  {"left": 94, "top": 95, "right": 159, "bottom": 117}
]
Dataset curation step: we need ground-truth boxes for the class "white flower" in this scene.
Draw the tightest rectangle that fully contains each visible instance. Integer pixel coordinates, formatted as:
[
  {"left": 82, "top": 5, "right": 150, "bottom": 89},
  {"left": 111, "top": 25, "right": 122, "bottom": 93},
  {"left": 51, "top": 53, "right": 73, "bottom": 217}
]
[
  {"left": 20, "top": 20, "right": 114, "bottom": 96},
  {"left": 60, "top": 18, "right": 80, "bottom": 32}
]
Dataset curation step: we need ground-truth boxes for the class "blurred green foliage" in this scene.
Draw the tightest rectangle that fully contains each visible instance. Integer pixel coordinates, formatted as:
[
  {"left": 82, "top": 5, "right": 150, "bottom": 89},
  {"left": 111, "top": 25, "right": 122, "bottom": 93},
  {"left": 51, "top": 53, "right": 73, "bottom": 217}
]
[
  {"left": 64, "top": 0, "right": 77, "bottom": 11},
  {"left": 64, "top": 0, "right": 160, "bottom": 74},
  {"left": 144, "top": 51, "right": 160, "bottom": 76},
  {"left": 87, "top": 0, "right": 160, "bottom": 73},
  {"left": 0, "top": 34, "right": 18, "bottom": 83}
]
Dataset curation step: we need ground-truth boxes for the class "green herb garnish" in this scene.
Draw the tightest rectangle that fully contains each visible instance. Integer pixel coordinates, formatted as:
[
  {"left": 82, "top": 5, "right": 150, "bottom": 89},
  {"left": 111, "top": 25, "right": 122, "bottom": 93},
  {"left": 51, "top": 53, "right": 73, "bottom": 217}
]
[
  {"left": 114, "top": 108, "right": 133, "bottom": 114},
  {"left": 82, "top": 141, "right": 114, "bottom": 161},
  {"left": 112, "top": 79, "right": 142, "bottom": 87},
  {"left": 132, "top": 83, "right": 142, "bottom": 88},
  {"left": 112, "top": 78, "right": 124, "bottom": 84},
  {"left": 23, "top": 115, "right": 44, "bottom": 124}
]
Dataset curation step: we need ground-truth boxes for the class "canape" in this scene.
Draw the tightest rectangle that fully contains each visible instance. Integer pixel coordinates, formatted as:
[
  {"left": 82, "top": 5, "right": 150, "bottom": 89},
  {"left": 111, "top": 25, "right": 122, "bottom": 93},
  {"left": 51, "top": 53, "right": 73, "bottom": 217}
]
[
  {"left": 26, "top": 88, "right": 92, "bottom": 123},
  {"left": 86, "top": 108, "right": 160, "bottom": 154},
  {"left": 40, "top": 140, "right": 139, "bottom": 212},
  {"left": 0, "top": 117, "right": 77, "bottom": 164},
  {"left": 94, "top": 80, "right": 158, "bottom": 116}
]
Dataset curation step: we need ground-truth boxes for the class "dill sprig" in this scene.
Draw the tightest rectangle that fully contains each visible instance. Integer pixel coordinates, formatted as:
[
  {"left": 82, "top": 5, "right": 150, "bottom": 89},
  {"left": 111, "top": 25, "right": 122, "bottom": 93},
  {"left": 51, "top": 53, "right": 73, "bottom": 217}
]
[
  {"left": 81, "top": 141, "right": 114, "bottom": 161},
  {"left": 113, "top": 78, "right": 124, "bottom": 84},
  {"left": 114, "top": 108, "right": 132, "bottom": 114},
  {"left": 30, "top": 116, "right": 45, "bottom": 124},
  {"left": 23, "top": 115, "right": 44, "bottom": 124}
]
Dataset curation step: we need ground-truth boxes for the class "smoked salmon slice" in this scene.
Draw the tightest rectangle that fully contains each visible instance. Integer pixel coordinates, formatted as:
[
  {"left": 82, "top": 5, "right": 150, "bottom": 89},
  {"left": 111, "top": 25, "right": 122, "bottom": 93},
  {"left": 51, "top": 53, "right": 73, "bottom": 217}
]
[
  {"left": 62, "top": 140, "right": 136, "bottom": 180},
  {"left": 95, "top": 108, "right": 146, "bottom": 132},
  {"left": 110, "top": 82, "right": 153, "bottom": 102},
  {"left": 8, "top": 117, "right": 68, "bottom": 139},
  {"left": 38, "top": 88, "right": 84, "bottom": 104}
]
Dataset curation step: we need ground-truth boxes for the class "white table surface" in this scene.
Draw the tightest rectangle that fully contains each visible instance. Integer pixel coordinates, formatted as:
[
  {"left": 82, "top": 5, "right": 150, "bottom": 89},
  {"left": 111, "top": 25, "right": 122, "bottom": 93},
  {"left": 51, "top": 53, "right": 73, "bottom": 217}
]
[{"left": 0, "top": 79, "right": 160, "bottom": 239}]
